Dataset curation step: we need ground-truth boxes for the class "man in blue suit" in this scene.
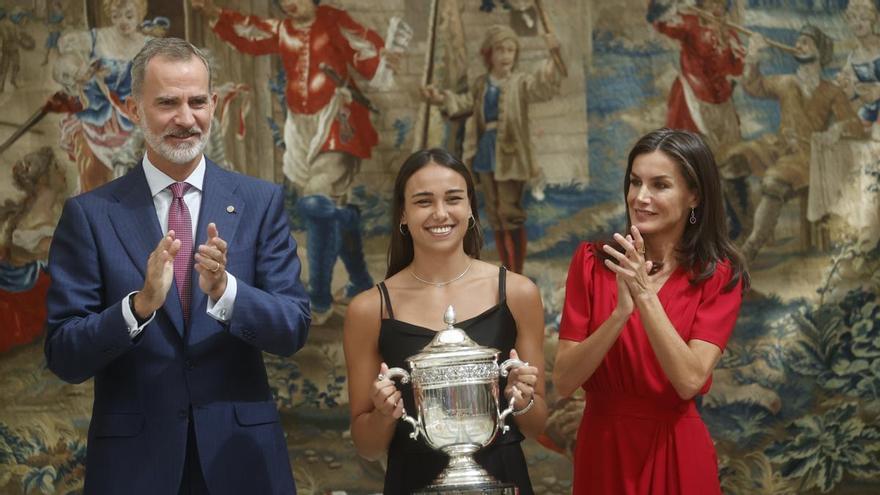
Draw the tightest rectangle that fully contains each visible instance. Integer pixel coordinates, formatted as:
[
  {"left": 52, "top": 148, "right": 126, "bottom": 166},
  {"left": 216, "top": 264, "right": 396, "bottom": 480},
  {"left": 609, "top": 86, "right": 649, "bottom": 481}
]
[{"left": 44, "top": 37, "right": 310, "bottom": 494}]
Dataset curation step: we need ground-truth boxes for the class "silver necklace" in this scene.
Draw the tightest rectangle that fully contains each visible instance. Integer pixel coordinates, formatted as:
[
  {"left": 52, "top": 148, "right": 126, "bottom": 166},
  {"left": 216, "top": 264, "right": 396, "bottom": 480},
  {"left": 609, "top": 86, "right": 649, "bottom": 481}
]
[{"left": 410, "top": 261, "right": 473, "bottom": 287}]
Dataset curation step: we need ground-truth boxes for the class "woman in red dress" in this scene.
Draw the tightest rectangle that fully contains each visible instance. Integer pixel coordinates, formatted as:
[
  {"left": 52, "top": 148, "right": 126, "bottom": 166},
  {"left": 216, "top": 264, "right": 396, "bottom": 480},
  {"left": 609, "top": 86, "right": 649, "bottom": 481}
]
[{"left": 553, "top": 128, "right": 748, "bottom": 494}]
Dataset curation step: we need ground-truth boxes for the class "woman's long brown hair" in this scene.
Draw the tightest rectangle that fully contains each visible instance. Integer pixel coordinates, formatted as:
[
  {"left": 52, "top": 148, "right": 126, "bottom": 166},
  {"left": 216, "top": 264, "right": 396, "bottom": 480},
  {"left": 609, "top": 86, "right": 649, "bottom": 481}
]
[{"left": 618, "top": 128, "right": 749, "bottom": 292}]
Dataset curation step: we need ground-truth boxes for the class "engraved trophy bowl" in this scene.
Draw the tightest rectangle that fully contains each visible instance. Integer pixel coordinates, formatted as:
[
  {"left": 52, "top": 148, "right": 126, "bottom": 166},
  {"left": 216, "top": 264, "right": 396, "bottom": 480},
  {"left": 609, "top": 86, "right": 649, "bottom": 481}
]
[{"left": 383, "top": 305, "right": 525, "bottom": 493}]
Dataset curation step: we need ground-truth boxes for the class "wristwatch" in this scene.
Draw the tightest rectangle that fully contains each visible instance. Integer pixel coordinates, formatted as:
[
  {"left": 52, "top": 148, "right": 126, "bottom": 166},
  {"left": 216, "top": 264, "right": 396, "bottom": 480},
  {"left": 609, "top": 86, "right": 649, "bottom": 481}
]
[{"left": 129, "top": 293, "right": 150, "bottom": 326}]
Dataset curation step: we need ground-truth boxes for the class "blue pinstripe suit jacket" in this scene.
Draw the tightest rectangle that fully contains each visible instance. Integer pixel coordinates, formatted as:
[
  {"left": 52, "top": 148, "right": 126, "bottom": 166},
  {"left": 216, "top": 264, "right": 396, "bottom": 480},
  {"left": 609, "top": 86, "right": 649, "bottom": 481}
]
[{"left": 45, "top": 160, "right": 310, "bottom": 494}]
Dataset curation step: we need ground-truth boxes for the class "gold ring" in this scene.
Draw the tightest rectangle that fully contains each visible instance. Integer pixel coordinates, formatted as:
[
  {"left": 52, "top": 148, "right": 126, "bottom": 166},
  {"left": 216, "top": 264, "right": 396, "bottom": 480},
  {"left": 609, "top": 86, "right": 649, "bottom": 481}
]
[
  {"left": 210, "top": 261, "right": 220, "bottom": 273},
  {"left": 637, "top": 247, "right": 645, "bottom": 255}
]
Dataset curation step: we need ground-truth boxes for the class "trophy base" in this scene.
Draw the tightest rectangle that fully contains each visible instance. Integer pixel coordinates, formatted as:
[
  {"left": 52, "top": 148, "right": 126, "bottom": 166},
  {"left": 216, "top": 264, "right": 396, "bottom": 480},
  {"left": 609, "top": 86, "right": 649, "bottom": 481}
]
[{"left": 414, "top": 482, "right": 517, "bottom": 495}]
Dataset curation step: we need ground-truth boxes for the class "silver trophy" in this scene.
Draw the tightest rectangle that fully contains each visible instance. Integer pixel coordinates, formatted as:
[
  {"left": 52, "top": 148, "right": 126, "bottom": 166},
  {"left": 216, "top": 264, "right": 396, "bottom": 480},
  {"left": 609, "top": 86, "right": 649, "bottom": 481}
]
[{"left": 383, "top": 306, "right": 525, "bottom": 493}]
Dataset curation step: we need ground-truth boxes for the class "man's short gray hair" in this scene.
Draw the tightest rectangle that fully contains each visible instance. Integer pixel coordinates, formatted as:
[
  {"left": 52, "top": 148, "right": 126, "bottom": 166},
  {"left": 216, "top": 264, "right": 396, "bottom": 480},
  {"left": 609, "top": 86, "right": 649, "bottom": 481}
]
[{"left": 130, "top": 37, "right": 213, "bottom": 98}]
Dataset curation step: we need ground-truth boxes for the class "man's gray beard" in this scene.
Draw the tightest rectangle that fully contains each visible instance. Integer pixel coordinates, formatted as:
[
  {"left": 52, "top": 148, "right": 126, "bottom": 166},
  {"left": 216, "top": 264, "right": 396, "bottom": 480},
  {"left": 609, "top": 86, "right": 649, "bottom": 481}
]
[{"left": 140, "top": 114, "right": 210, "bottom": 165}]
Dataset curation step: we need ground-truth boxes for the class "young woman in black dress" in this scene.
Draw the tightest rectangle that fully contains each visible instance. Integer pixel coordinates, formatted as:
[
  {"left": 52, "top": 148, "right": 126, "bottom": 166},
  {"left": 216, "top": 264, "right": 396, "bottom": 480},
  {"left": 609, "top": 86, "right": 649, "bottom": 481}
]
[{"left": 344, "top": 148, "right": 547, "bottom": 493}]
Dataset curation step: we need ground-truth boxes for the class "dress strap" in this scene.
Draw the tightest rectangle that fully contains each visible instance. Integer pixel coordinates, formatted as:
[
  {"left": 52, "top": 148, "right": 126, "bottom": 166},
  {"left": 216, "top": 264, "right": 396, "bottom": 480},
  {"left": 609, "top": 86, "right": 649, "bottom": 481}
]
[
  {"left": 498, "top": 266, "right": 507, "bottom": 304},
  {"left": 377, "top": 282, "right": 394, "bottom": 320}
]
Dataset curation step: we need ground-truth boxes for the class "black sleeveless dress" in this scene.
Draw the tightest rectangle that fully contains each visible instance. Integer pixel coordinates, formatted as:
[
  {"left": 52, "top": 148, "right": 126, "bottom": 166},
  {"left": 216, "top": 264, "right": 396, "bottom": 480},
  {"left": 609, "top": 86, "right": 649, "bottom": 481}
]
[{"left": 377, "top": 267, "right": 534, "bottom": 495}]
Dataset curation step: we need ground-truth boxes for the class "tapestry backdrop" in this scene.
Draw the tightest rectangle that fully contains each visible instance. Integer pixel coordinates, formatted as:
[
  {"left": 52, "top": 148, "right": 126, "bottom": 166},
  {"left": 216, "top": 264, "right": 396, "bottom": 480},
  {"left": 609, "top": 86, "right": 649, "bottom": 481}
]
[{"left": 1, "top": 0, "right": 878, "bottom": 493}]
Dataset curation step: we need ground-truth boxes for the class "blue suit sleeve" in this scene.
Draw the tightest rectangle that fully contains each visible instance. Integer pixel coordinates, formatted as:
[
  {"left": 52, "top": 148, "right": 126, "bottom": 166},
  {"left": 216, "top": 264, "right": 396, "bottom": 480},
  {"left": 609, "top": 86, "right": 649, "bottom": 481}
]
[
  {"left": 44, "top": 198, "right": 138, "bottom": 384},
  {"left": 226, "top": 185, "right": 311, "bottom": 356}
]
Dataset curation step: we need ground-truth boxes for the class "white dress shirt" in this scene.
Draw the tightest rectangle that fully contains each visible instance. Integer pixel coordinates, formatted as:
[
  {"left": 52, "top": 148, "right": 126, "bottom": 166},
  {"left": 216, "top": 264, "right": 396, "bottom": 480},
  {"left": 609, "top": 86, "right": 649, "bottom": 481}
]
[{"left": 122, "top": 155, "right": 238, "bottom": 338}]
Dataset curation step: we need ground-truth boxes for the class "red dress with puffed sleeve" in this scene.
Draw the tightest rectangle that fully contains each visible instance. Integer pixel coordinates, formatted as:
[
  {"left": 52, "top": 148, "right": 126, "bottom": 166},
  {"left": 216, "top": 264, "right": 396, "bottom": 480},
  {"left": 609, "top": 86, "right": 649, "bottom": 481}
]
[{"left": 559, "top": 242, "right": 742, "bottom": 494}]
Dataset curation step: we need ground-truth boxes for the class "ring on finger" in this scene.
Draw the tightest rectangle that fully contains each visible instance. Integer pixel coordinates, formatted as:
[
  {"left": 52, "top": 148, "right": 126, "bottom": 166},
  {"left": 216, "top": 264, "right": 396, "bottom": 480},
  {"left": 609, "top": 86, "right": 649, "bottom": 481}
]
[{"left": 210, "top": 261, "right": 221, "bottom": 273}]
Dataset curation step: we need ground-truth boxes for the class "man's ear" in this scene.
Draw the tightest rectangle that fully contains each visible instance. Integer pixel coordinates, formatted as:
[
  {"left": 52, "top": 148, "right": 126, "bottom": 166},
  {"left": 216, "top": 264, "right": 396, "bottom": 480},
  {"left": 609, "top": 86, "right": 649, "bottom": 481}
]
[
  {"left": 124, "top": 96, "right": 140, "bottom": 123},
  {"left": 210, "top": 92, "right": 219, "bottom": 116}
]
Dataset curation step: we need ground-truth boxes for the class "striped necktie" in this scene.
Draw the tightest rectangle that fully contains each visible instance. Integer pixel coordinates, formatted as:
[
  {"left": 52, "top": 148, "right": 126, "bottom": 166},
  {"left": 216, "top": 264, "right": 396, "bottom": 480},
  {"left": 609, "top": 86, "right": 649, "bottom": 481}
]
[{"left": 168, "top": 182, "right": 193, "bottom": 322}]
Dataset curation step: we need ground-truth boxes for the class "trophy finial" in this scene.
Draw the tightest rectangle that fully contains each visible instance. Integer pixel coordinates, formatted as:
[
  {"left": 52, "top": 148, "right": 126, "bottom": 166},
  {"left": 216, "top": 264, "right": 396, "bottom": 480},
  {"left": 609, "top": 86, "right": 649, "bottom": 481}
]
[{"left": 443, "top": 305, "right": 456, "bottom": 327}]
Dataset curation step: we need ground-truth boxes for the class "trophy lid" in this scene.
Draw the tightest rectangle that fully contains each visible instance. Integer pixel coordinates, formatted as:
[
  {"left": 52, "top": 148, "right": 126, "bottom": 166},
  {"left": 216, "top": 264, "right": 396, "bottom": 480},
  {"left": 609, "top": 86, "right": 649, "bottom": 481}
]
[{"left": 406, "top": 305, "right": 500, "bottom": 368}]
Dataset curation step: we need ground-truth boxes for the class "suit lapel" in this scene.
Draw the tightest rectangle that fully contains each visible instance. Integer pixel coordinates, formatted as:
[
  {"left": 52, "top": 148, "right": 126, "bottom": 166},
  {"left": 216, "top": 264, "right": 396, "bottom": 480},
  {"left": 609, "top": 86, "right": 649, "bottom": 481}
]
[
  {"left": 190, "top": 161, "right": 242, "bottom": 321},
  {"left": 108, "top": 166, "right": 161, "bottom": 278},
  {"left": 108, "top": 164, "right": 186, "bottom": 337}
]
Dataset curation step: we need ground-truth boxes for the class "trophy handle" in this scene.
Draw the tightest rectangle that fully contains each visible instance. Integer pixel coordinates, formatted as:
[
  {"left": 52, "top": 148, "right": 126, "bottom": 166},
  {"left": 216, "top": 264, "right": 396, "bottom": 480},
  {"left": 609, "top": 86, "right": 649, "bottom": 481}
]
[
  {"left": 382, "top": 367, "right": 421, "bottom": 440},
  {"left": 499, "top": 358, "right": 527, "bottom": 377},
  {"left": 497, "top": 358, "right": 527, "bottom": 435},
  {"left": 498, "top": 395, "right": 516, "bottom": 434}
]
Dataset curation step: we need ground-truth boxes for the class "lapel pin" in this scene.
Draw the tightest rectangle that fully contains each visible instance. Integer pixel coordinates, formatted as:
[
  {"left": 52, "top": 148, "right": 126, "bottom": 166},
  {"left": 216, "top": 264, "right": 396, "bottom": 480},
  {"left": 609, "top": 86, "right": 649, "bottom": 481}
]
[{"left": 226, "top": 205, "right": 235, "bottom": 214}]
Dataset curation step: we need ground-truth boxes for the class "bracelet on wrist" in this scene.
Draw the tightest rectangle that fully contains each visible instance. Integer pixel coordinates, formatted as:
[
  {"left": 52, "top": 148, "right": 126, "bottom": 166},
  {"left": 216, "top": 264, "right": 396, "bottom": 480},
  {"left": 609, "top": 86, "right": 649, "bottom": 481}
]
[{"left": 511, "top": 397, "right": 535, "bottom": 417}]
